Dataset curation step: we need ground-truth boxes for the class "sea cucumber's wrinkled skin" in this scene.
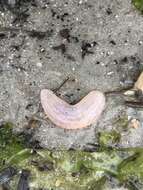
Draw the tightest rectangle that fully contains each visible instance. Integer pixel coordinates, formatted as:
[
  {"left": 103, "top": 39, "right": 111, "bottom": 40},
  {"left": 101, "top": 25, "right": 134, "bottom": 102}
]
[{"left": 40, "top": 89, "right": 106, "bottom": 129}]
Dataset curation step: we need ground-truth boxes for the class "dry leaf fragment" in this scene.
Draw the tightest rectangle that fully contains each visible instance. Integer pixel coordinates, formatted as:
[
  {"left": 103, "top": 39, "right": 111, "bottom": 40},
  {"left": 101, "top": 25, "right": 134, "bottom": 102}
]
[{"left": 134, "top": 72, "right": 143, "bottom": 92}]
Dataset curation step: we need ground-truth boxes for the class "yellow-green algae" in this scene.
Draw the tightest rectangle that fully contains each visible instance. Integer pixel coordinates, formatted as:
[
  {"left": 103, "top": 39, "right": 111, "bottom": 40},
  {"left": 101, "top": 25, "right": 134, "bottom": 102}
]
[
  {"left": 1, "top": 123, "right": 143, "bottom": 189},
  {"left": 98, "top": 130, "right": 121, "bottom": 147},
  {"left": 113, "top": 115, "right": 129, "bottom": 131},
  {"left": 132, "top": 0, "right": 143, "bottom": 13},
  {"left": 0, "top": 123, "right": 31, "bottom": 170}
]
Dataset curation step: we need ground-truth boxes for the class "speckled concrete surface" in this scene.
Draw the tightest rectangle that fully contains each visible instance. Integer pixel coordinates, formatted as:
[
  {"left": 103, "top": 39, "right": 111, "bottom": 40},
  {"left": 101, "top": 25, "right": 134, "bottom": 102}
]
[{"left": 0, "top": 0, "right": 143, "bottom": 149}]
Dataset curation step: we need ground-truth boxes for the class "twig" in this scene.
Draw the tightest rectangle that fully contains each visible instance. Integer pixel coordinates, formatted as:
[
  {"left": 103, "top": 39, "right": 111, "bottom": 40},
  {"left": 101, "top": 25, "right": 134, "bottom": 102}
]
[
  {"left": 53, "top": 76, "right": 70, "bottom": 93},
  {"left": 125, "top": 101, "right": 143, "bottom": 108},
  {"left": 105, "top": 86, "right": 133, "bottom": 95},
  {"left": 0, "top": 26, "right": 52, "bottom": 38}
]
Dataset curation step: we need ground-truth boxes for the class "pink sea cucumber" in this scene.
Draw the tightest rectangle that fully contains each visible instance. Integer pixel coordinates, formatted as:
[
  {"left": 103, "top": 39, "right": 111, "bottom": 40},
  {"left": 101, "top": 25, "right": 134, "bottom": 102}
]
[{"left": 40, "top": 89, "right": 105, "bottom": 129}]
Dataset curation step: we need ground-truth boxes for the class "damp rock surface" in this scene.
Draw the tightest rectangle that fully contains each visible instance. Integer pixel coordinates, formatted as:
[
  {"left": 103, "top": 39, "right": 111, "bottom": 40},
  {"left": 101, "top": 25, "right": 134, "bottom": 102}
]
[{"left": 0, "top": 0, "right": 143, "bottom": 149}]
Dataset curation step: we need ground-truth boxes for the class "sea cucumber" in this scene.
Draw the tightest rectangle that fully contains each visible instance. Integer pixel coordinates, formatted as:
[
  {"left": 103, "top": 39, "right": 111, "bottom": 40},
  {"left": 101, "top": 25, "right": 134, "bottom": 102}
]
[{"left": 40, "top": 89, "right": 105, "bottom": 129}]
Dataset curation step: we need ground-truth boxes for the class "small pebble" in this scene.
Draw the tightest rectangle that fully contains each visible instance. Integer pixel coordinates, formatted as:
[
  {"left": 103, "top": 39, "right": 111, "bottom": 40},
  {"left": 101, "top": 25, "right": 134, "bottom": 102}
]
[
  {"left": 79, "top": 0, "right": 83, "bottom": 4},
  {"left": 44, "top": 4, "right": 49, "bottom": 8},
  {"left": 19, "top": 170, "right": 22, "bottom": 174},
  {"left": 101, "top": 62, "right": 105, "bottom": 66},
  {"left": 40, "top": 48, "right": 45, "bottom": 52},
  {"left": 128, "top": 115, "right": 132, "bottom": 121},
  {"left": 1, "top": 12, "right": 4, "bottom": 17},
  {"left": 107, "top": 71, "right": 114, "bottom": 76},
  {"left": 129, "top": 119, "right": 140, "bottom": 129},
  {"left": 124, "top": 90, "right": 135, "bottom": 96},
  {"left": 55, "top": 180, "right": 61, "bottom": 187},
  {"left": 37, "top": 62, "right": 43, "bottom": 67},
  {"left": 113, "top": 60, "right": 118, "bottom": 65},
  {"left": 139, "top": 40, "right": 143, "bottom": 45},
  {"left": 107, "top": 51, "right": 114, "bottom": 56}
]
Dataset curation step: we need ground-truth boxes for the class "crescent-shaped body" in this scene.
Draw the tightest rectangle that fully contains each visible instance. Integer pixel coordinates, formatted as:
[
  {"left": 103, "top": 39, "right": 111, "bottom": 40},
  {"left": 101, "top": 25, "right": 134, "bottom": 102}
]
[{"left": 40, "top": 89, "right": 106, "bottom": 129}]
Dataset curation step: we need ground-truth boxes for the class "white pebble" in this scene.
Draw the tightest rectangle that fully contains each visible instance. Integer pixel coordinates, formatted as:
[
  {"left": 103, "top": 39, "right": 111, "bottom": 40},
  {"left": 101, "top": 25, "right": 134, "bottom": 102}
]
[
  {"left": 139, "top": 40, "right": 143, "bottom": 45},
  {"left": 37, "top": 62, "right": 43, "bottom": 67},
  {"left": 101, "top": 62, "right": 105, "bottom": 66},
  {"left": 1, "top": 12, "right": 4, "bottom": 17},
  {"left": 72, "top": 67, "right": 75, "bottom": 71},
  {"left": 40, "top": 48, "right": 45, "bottom": 52},
  {"left": 107, "top": 51, "right": 114, "bottom": 56},
  {"left": 107, "top": 71, "right": 114, "bottom": 76},
  {"left": 45, "top": 4, "right": 49, "bottom": 8}
]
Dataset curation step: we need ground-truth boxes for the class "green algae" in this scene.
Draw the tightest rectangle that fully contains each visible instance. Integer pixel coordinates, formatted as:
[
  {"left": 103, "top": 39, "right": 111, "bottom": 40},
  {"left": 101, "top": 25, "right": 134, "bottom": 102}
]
[
  {"left": 1, "top": 123, "right": 143, "bottom": 189},
  {"left": 9, "top": 149, "right": 122, "bottom": 189},
  {"left": 98, "top": 130, "right": 121, "bottom": 147},
  {"left": 0, "top": 123, "right": 30, "bottom": 170},
  {"left": 132, "top": 0, "right": 143, "bottom": 13},
  {"left": 113, "top": 115, "right": 129, "bottom": 131},
  {"left": 118, "top": 150, "right": 143, "bottom": 189}
]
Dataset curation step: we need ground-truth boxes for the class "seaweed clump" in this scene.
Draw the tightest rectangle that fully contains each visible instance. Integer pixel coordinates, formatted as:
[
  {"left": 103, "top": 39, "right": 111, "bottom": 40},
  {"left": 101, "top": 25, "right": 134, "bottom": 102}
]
[
  {"left": 0, "top": 123, "right": 29, "bottom": 170},
  {"left": 1, "top": 123, "right": 143, "bottom": 189}
]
